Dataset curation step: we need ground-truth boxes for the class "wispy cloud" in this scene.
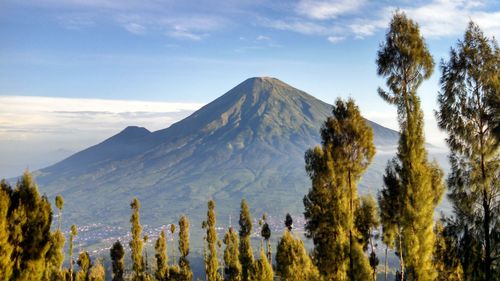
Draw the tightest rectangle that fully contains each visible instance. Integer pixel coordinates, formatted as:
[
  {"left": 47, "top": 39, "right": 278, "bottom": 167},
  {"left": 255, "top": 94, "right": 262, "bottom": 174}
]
[
  {"left": 327, "top": 35, "right": 345, "bottom": 43},
  {"left": 296, "top": 0, "right": 366, "bottom": 20},
  {"left": 123, "top": 22, "right": 146, "bottom": 35}
]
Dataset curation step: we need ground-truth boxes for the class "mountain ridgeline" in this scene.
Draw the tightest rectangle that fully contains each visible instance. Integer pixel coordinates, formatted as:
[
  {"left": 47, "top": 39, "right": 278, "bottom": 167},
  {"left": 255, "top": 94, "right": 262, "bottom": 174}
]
[{"left": 35, "top": 77, "right": 399, "bottom": 227}]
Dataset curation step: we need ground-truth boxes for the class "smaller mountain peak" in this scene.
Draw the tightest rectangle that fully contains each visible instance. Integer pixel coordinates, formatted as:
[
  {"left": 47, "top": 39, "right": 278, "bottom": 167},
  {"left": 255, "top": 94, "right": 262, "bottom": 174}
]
[{"left": 121, "top": 126, "right": 150, "bottom": 134}]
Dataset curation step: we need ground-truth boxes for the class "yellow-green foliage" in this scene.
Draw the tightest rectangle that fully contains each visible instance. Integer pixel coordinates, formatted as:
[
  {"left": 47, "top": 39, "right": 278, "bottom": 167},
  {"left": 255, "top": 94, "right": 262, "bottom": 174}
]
[
  {"left": 155, "top": 230, "right": 168, "bottom": 280},
  {"left": 377, "top": 11, "right": 444, "bottom": 281},
  {"left": 238, "top": 200, "right": 254, "bottom": 281},
  {"left": 129, "top": 198, "right": 144, "bottom": 281},
  {"left": 304, "top": 98, "right": 375, "bottom": 280},
  {"left": 223, "top": 227, "right": 242, "bottom": 281},
  {"left": 205, "top": 200, "right": 220, "bottom": 281},
  {"left": 275, "top": 231, "right": 322, "bottom": 281},
  {"left": 248, "top": 247, "right": 273, "bottom": 281},
  {"left": 178, "top": 215, "right": 193, "bottom": 281},
  {"left": 88, "top": 259, "right": 105, "bottom": 281},
  {"left": 76, "top": 251, "right": 91, "bottom": 281},
  {"left": 0, "top": 185, "right": 13, "bottom": 281}
]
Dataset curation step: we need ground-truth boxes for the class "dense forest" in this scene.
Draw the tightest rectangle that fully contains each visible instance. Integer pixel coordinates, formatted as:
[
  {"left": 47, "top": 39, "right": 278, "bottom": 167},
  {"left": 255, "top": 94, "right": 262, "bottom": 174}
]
[{"left": 0, "top": 11, "right": 499, "bottom": 281}]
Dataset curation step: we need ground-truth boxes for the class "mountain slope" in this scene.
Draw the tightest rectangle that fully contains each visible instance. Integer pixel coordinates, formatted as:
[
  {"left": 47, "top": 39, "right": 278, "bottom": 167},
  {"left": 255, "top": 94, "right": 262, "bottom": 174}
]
[{"left": 35, "top": 77, "right": 399, "bottom": 231}]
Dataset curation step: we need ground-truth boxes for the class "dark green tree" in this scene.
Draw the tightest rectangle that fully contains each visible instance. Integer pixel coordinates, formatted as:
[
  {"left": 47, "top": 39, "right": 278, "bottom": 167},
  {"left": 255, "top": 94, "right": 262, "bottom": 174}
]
[
  {"left": 55, "top": 195, "right": 64, "bottom": 231},
  {"left": 110, "top": 240, "right": 125, "bottom": 281},
  {"left": 170, "top": 223, "right": 176, "bottom": 265},
  {"left": 433, "top": 221, "right": 463, "bottom": 281},
  {"left": 284, "top": 213, "right": 293, "bottom": 232},
  {"left": 130, "top": 198, "right": 144, "bottom": 281},
  {"left": 377, "top": 11, "right": 444, "bottom": 281},
  {"left": 205, "top": 200, "right": 220, "bottom": 281},
  {"left": 260, "top": 214, "right": 271, "bottom": 262},
  {"left": 223, "top": 227, "right": 242, "bottom": 281},
  {"left": 378, "top": 159, "right": 404, "bottom": 281},
  {"left": 355, "top": 195, "right": 380, "bottom": 281},
  {"left": 238, "top": 200, "right": 254, "bottom": 281},
  {"left": 304, "top": 98, "right": 375, "bottom": 280},
  {"left": 437, "top": 21, "right": 500, "bottom": 281}
]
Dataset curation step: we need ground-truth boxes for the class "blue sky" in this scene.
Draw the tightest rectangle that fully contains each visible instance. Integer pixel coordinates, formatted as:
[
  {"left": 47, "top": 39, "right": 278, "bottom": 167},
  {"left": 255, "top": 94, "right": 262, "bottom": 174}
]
[{"left": 1, "top": 0, "right": 499, "bottom": 177}]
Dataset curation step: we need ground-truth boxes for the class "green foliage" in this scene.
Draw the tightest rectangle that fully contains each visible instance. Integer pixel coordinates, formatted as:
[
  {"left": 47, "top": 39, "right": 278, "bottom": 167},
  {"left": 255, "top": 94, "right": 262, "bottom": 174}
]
[
  {"left": 70, "top": 224, "right": 78, "bottom": 280},
  {"left": 204, "top": 200, "right": 221, "bottom": 281},
  {"left": 110, "top": 240, "right": 125, "bottom": 281},
  {"left": 44, "top": 230, "right": 66, "bottom": 280},
  {"left": 433, "top": 221, "right": 463, "bottom": 281},
  {"left": 8, "top": 172, "right": 54, "bottom": 281},
  {"left": 76, "top": 251, "right": 91, "bottom": 281},
  {"left": 304, "top": 98, "right": 375, "bottom": 280},
  {"left": 155, "top": 230, "right": 168, "bottom": 281},
  {"left": 248, "top": 247, "right": 273, "bottom": 281},
  {"left": 284, "top": 213, "right": 293, "bottom": 231},
  {"left": 355, "top": 195, "right": 380, "bottom": 280},
  {"left": 0, "top": 183, "right": 13, "bottom": 281},
  {"left": 275, "top": 230, "right": 322, "bottom": 281},
  {"left": 223, "top": 227, "right": 242, "bottom": 281},
  {"left": 130, "top": 198, "right": 144, "bottom": 281},
  {"left": 377, "top": 11, "right": 444, "bottom": 281},
  {"left": 238, "top": 199, "right": 254, "bottom": 281},
  {"left": 88, "top": 259, "right": 105, "bottom": 281},
  {"left": 178, "top": 215, "right": 193, "bottom": 281},
  {"left": 437, "top": 21, "right": 500, "bottom": 281}
]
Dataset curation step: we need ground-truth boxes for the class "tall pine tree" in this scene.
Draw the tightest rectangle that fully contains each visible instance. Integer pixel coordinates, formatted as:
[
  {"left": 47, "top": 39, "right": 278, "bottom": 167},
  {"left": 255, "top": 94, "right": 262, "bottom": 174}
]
[
  {"left": 377, "top": 11, "right": 444, "bottom": 281},
  {"left": 304, "top": 98, "right": 375, "bottom": 280},
  {"left": 224, "top": 227, "right": 242, "bottom": 281},
  {"left": 130, "top": 198, "right": 144, "bottom": 281},
  {"left": 205, "top": 200, "right": 220, "bottom": 281},
  {"left": 0, "top": 182, "right": 13, "bottom": 281},
  {"left": 178, "top": 215, "right": 192, "bottom": 281},
  {"left": 238, "top": 200, "right": 254, "bottom": 281},
  {"left": 155, "top": 230, "right": 168, "bottom": 281},
  {"left": 437, "top": 21, "right": 500, "bottom": 281},
  {"left": 110, "top": 240, "right": 125, "bottom": 281}
]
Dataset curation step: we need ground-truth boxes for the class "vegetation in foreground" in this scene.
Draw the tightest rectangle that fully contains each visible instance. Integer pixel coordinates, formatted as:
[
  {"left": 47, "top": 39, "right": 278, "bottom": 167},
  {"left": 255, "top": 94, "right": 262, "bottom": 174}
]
[{"left": 0, "top": 11, "right": 498, "bottom": 281}]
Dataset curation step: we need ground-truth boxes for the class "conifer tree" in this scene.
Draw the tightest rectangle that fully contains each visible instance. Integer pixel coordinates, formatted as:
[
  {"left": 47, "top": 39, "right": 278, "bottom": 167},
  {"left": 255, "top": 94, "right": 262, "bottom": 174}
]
[
  {"left": 376, "top": 11, "right": 444, "bottom": 281},
  {"left": 275, "top": 230, "right": 322, "bottom": 281},
  {"left": 76, "top": 251, "right": 91, "bottom": 281},
  {"left": 170, "top": 224, "right": 177, "bottom": 264},
  {"left": 88, "top": 259, "right": 105, "bottom": 281},
  {"left": 10, "top": 172, "right": 53, "bottom": 281},
  {"left": 110, "top": 240, "right": 125, "bottom": 281},
  {"left": 248, "top": 247, "right": 273, "bottom": 281},
  {"left": 223, "top": 227, "right": 242, "bottom": 281},
  {"left": 130, "top": 198, "right": 144, "bottom": 281},
  {"left": 378, "top": 159, "right": 403, "bottom": 281},
  {"left": 284, "top": 213, "right": 293, "bottom": 232},
  {"left": 155, "top": 230, "right": 168, "bottom": 280},
  {"left": 433, "top": 221, "right": 463, "bottom": 281},
  {"left": 0, "top": 183, "right": 13, "bottom": 281},
  {"left": 355, "top": 195, "right": 380, "bottom": 281},
  {"left": 70, "top": 224, "right": 78, "bottom": 281},
  {"left": 143, "top": 235, "right": 150, "bottom": 275},
  {"left": 55, "top": 195, "right": 64, "bottom": 231},
  {"left": 238, "top": 200, "right": 254, "bottom": 281},
  {"left": 260, "top": 214, "right": 271, "bottom": 262},
  {"left": 205, "top": 200, "right": 220, "bottom": 281},
  {"left": 44, "top": 229, "right": 66, "bottom": 280},
  {"left": 304, "top": 98, "right": 375, "bottom": 280},
  {"left": 437, "top": 21, "right": 500, "bottom": 281},
  {"left": 178, "top": 215, "right": 193, "bottom": 281}
]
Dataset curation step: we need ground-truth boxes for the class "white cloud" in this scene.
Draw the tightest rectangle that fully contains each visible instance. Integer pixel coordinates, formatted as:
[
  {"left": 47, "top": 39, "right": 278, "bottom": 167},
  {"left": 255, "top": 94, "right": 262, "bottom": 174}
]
[
  {"left": 0, "top": 96, "right": 203, "bottom": 177},
  {"left": 327, "top": 35, "right": 345, "bottom": 43},
  {"left": 296, "top": 0, "right": 365, "bottom": 20},
  {"left": 124, "top": 22, "right": 146, "bottom": 34},
  {"left": 260, "top": 17, "right": 331, "bottom": 35},
  {"left": 399, "top": 0, "right": 500, "bottom": 39},
  {"left": 257, "top": 35, "right": 270, "bottom": 41}
]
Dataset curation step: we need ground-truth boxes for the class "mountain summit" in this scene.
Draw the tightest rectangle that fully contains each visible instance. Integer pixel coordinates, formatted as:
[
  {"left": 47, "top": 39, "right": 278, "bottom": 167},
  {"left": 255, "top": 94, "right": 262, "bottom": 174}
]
[{"left": 36, "top": 77, "right": 399, "bottom": 228}]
